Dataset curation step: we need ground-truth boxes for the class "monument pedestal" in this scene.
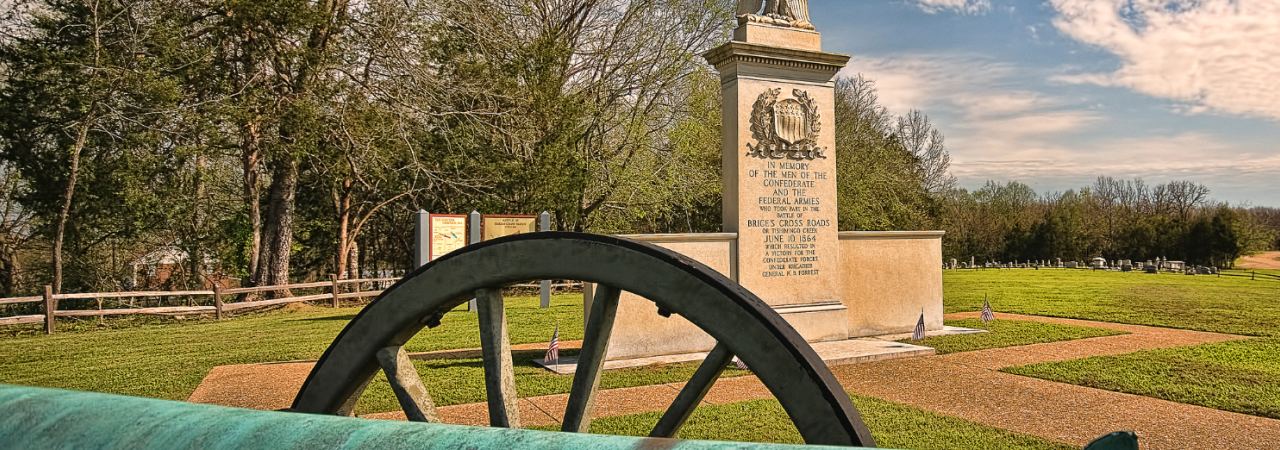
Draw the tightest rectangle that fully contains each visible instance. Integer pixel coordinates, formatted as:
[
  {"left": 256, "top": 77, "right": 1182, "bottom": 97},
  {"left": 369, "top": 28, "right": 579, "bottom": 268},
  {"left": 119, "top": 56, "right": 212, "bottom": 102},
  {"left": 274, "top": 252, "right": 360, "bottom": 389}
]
[
  {"left": 706, "top": 25, "right": 848, "bottom": 319},
  {"left": 591, "top": 19, "right": 948, "bottom": 366}
]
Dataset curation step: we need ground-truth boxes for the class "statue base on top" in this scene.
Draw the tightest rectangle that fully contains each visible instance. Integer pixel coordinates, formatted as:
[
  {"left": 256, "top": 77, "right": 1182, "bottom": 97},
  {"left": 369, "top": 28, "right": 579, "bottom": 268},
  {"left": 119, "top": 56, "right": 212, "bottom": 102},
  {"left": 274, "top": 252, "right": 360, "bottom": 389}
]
[
  {"left": 737, "top": 13, "right": 815, "bottom": 31},
  {"left": 733, "top": 21, "right": 821, "bottom": 52}
]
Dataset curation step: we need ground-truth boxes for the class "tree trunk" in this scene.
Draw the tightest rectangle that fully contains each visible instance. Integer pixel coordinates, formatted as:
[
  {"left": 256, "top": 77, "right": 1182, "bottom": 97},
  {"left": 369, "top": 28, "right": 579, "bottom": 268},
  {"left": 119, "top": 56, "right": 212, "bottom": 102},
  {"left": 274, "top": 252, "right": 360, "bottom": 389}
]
[
  {"left": 334, "top": 177, "right": 352, "bottom": 280},
  {"left": 347, "top": 240, "right": 359, "bottom": 280},
  {"left": 190, "top": 154, "right": 207, "bottom": 289},
  {"left": 256, "top": 157, "right": 298, "bottom": 297},
  {"left": 242, "top": 121, "right": 263, "bottom": 286},
  {"left": 52, "top": 122, "right": 90, "bottom": 294},
  {"left": 0, "top": 244, "right": 19, "bottom": 297}
]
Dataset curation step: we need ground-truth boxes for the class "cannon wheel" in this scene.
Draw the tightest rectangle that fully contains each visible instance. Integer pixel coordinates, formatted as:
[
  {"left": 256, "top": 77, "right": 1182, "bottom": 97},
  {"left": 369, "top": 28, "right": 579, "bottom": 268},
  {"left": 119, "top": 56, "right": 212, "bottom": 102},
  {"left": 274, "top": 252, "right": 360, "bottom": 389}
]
[{"left": 292, "top": 232, "right": 875, "bottom": 447}]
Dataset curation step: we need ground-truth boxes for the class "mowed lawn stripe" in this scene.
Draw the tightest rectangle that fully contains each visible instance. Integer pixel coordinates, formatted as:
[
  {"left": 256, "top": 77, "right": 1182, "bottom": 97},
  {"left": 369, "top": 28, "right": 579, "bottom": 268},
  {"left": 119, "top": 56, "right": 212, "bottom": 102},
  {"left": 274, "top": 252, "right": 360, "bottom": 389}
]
[
  {"left": 1003, "top": 338, "right": 1280, "bottom": 420},
  {"left": 944, "top": 269, "right": 1280, "bottom": 337},
  {"left": 531, "top": 395, "right": 1074, "bottom": 450}
]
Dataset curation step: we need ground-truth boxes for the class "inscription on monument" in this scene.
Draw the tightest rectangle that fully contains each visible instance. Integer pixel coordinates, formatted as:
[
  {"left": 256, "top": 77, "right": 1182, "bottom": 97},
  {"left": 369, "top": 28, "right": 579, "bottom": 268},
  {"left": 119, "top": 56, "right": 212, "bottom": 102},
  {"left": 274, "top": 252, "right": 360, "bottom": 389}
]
[{"left": 744, "top": 160, "right": 832, "bottom": 278}]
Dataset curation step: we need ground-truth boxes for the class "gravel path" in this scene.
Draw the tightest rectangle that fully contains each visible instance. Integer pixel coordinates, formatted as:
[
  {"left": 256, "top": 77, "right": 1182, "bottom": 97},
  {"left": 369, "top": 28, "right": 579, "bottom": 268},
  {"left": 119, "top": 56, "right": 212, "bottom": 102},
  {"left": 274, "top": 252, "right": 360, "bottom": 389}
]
[{"left": 189, "top": 314, "right": 1276, "bottom": 449}]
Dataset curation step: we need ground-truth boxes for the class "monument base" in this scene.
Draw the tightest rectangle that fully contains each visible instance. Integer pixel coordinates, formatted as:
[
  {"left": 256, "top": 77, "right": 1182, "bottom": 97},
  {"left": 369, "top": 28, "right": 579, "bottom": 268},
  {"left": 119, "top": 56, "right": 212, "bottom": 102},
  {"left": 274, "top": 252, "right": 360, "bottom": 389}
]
[
  {"left": 775, "top": 302, "right": 849, "bottom": 343},
  {"left": 601, "top": 232, "right": 945, "bottom": 362},
  {"left": 536, "top": 326, "right": 986, "bottom": 375}
]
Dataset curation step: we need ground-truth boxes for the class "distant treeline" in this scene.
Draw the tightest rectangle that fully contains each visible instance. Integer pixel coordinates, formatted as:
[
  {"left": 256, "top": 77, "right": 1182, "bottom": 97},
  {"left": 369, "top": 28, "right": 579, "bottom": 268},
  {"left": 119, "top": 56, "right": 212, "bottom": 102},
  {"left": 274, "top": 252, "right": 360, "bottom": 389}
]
[{"left": 939, "top": 178, "right": 1279, "bottom": 267}]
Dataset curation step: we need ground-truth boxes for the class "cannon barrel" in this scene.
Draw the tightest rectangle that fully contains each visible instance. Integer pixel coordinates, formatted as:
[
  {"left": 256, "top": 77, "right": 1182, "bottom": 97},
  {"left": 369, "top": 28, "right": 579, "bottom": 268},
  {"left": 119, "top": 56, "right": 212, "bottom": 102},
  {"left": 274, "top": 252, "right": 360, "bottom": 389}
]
[{"left": 0, "top": 384, "right": 871, "bottom": 449}]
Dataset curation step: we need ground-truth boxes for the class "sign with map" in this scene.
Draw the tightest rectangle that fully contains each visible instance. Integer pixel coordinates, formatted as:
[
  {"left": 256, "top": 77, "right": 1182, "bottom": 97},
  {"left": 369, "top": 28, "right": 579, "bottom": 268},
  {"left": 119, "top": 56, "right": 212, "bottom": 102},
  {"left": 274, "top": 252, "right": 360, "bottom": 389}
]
[
  {"left": 482, "top": 215, "right": 537, "bottom": 241},
  {"left": 429, "top": 214, "right": 468, "bottom": 261}
]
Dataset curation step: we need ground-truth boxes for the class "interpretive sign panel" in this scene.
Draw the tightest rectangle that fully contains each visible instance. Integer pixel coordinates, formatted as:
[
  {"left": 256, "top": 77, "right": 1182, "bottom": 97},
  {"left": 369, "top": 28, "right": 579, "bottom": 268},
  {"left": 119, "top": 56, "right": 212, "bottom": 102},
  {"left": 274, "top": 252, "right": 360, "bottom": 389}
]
[
  {"left": 482, "top": 215, "right": 537, "bottom": 241},
  {"left": 429, "top": 214, "right": 468, "bottom": 261}
]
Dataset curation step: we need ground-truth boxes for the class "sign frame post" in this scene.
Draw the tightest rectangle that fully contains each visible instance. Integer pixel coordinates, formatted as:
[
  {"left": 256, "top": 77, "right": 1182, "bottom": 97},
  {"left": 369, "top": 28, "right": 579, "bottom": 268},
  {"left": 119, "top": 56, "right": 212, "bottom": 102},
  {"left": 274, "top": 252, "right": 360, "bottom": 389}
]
[
  {"left": 539, "top": 211, "right": 551, "bottom": 309},
  {"left": 469, "top": 211, "right": 481, "bottom": 312}
]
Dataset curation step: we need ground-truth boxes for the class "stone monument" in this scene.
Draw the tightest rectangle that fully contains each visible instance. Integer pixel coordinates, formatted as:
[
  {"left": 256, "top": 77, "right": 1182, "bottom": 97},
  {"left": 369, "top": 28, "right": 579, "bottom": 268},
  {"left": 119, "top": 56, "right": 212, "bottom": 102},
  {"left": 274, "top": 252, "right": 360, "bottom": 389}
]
[
  {"left": 563, "top": 2, "right": 946, "bottom": 366},
  {"left": 704, "top": 0, "right": 849, "bottom": 334}
]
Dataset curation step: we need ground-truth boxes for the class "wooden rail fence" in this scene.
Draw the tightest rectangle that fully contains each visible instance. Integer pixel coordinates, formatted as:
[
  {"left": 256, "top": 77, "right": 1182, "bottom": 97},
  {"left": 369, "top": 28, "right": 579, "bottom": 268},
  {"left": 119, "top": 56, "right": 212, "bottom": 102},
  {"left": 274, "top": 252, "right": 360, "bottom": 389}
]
[
  {"left": 1217, "top": 269, "right": 1280, "bottom": 281},
  {"left": 0, "top": 275, "right": 399, "bottom": 334}
]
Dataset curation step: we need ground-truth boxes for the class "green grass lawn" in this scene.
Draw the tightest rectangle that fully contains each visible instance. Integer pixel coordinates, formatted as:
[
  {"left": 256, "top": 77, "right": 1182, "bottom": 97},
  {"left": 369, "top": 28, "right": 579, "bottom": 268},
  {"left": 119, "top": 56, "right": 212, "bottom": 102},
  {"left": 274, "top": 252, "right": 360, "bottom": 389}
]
[
  {"left": 7, "top": 267, "right": 1277, "bottom": 447},
  {"left": 945, "top": 269, "right": 1280, "bottom": 421},
  {"left": 944, "top": 269, "right": 1280, "bottom": 337},
  {"left": 0, "top": 294, "right": 588, "bottom": 401},
  {"left": 531, "top": 395, "right": 1073, "bottom": 450},
  {"left": 1003, "top": 338, "right": 1280, "bottom": 420},
  {"left": 901, "top": 318, "right": 1126, "bottom": 354}
]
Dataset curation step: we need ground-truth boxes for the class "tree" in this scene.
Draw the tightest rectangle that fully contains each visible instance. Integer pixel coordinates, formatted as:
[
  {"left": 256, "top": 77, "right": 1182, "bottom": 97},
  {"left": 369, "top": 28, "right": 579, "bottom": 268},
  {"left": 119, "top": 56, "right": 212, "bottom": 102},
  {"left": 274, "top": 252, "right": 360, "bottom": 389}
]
[
  {"left": 0, "top": 0, "right": 187, "bottom": 293},
  {"left": 834, "top": 74, "right": 941, "bottom": 231},
  {"left": 0, "top": 163, "right": 34, "bottom": 296},
  {"left": 896, "top": 109, "right": 955, "bottom": 195},
  {"left": 429, "top": 0, "right": 733, "bottom": 232}
]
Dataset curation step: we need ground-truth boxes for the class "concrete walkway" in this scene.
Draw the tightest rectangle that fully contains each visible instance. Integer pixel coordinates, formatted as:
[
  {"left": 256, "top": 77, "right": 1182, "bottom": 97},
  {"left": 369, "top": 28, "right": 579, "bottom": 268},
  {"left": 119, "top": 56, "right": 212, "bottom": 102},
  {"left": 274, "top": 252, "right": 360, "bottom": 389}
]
[{"left": 190, "top": 314, "right": 1278, "bottom": 449}]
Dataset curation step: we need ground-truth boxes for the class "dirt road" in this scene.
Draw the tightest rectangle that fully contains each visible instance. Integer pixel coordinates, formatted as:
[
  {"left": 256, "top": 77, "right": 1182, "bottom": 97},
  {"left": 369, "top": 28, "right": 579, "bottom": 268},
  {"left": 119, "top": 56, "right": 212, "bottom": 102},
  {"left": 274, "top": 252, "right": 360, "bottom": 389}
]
[{"left": 1237, "top": 251, "right": 1280, "bottom": 270}]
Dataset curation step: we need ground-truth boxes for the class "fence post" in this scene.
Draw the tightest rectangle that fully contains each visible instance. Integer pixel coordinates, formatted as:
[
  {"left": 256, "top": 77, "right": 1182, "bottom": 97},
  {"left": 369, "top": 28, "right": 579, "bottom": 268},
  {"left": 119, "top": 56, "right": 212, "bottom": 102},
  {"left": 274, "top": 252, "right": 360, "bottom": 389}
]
[
  {"left": 213, "top": 285, "right": 223, "bottom": 320},
  {"left": 331, "top": 274, "right": 340, "bottom": 308},
  {"left": 43, "top": 285, "right": 55, "bottom": 335},
  {"left": 539, "top": 211, "right": 551, "bottom": 309}
]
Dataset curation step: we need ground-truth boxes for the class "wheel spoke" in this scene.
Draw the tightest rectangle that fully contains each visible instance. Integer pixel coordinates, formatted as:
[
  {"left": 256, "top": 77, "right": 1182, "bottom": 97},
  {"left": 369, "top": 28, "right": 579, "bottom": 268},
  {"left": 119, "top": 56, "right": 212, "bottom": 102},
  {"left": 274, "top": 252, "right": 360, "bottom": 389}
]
[
  {"left": 375, "top": 346, "right": 441, "bottom": 423},
  {"left": 334, "top": 378, "right": 370, "bottom": 417},
  {"left": 476, "top": 287, "right": 521, "bottom": 428},
  {"left": 649, "top": 342, "right": 733, "bottom": 438},
  {"left": 561, "top": 284, "right": 621, "bottom": 433}
]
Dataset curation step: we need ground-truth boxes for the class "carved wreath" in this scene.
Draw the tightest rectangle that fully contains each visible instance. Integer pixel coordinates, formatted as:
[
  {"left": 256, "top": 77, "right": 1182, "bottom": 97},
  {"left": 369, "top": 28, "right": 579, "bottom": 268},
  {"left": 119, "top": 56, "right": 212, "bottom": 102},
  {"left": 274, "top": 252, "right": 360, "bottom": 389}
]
[{"left": 747, "top": 88, "right": 827, "bottom": 160}]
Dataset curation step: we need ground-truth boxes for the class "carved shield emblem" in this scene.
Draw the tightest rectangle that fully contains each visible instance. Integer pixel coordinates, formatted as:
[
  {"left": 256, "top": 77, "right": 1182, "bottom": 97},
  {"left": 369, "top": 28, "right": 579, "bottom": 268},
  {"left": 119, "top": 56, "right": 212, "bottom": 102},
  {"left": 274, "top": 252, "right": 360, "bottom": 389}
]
[
  {"left": 773, "top": 99, "right": 806, "bottom": 145},
  {"left": 747, "top": 88, "right": 826, "bottom": 160}
]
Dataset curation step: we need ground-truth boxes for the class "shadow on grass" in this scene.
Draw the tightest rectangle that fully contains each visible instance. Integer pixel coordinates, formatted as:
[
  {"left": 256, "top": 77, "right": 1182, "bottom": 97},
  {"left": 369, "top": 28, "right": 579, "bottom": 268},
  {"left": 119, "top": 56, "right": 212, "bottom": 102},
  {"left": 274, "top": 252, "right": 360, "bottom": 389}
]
[{"left": 288, "top": 314, "right": 358, "bottom": 322}]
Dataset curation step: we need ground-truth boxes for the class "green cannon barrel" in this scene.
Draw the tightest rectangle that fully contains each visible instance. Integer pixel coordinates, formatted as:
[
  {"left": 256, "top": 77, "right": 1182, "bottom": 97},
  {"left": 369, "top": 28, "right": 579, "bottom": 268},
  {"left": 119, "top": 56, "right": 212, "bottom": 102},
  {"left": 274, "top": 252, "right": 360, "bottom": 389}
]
[{"left": 0, "top": 384, "right": 870, "bottom": 449}]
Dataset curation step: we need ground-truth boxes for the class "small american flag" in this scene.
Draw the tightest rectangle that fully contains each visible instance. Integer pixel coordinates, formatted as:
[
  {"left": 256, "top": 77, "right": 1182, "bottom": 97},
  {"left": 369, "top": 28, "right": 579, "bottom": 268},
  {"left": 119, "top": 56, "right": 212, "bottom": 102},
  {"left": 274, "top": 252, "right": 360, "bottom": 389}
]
[
  {"left": 911, "top": 310, "right": 926, "bottom": 341},
  {"left": 980, "top": 295, "right": 995, "bottom": 323},
  {"left": 544, "top": 324, "right": 560, "bottom": 365},
  {"left": 733, "top": 356, "right": 749, "bottom": 371}
]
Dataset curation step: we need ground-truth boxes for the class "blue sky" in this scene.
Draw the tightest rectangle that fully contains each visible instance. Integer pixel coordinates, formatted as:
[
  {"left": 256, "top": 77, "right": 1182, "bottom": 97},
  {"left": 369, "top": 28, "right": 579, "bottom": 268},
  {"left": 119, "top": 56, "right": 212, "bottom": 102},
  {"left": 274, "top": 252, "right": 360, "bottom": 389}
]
[{"left": 807, "top": 0, "right": 1280, "bottom": 207}]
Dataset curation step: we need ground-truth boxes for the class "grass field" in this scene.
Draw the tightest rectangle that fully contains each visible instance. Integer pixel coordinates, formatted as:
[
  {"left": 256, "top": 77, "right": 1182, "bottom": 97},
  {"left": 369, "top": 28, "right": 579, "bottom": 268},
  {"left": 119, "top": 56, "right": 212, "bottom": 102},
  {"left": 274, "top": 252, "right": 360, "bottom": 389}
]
[
  {"left": 532, "top": 395, "right": 1073, "bottom": 450},
  {"left": 901, "top": 318, "right": 1126, "bottom": 354},
  {"left": 946, "top": 268, "right": 1280, "bottom": 421},
  {"left": 1004, "top": 338, "right": 1280, "bottom": 420},
  {"left": 5, "top": 267, "right": 1278, "bottom": 447},
  {"left": 943, "top": 268, "right": 1280, "bottom": 337},
  {"left": 0, "top": 295, "right": 588, "bottom": 401},
  {"left": 0, "top": 291, "right": 1078, "bottom": 448}
]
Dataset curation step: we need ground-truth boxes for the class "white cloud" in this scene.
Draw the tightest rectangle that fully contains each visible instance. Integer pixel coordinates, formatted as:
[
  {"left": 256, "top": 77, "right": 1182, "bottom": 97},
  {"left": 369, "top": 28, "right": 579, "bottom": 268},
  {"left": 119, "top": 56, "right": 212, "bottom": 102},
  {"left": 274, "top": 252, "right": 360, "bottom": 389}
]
[
  {"left": 951, "top": 132, "right": 1275, "bottom": 180},
  {"left": 911, "top": 0, "right": 991, "bottom": 15},
  {"left": 841, "top": 55, "right": 1099, "bottom": 162},
  {"left": 836, "top": 54, "right": 1280, "bottom": 203},
  {"left": 1050, "top": 0, "right": 1280, "bottom": 121}
]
